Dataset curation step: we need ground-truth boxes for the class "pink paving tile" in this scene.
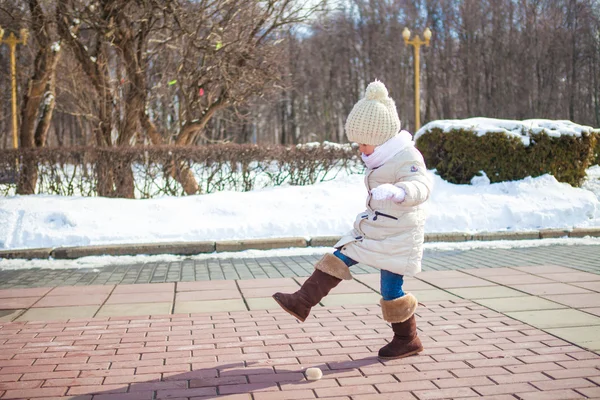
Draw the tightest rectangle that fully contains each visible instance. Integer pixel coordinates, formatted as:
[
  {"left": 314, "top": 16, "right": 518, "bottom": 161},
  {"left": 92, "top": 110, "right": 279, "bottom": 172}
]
[
  {"left": 0, "top": 287, "right": 51, "bottom": 298},
  {"left": 0, "top": 296, "right": 599, "bottom": 399},
  {"left": 0, "top": 297, "right": 40, "bottom": 309},
  {"left": 328, "top": 281, "right": 375, "bottom": 294},
  {"left": 237, "top": 278, "right": 300, "bottom": 289},
  {"left": 464, "top": 267, "right": 529, "bottom": 277},
  {"left": 483, "top": 275, "right": 555, "bottom": 285},
  {"left": 176, "top": 291, "right": 242, "bottom": 301},
  {"left": 32, "top": 294, "right": 109, "bottom": 308},
  {"left": 420, "top": 277, "right": 496, "bottom": 288},
  {"left": 582, "top": 307, "right": 600, "bottom": 317},
  {"left": 509, "top": 283, "right": 593, "bottom": 296},
  {"left": 354, "top": 273, "right": 379, "bottom": 282},
  {"left": 48, "top": 285, "right": 115, "bottom": 296},
  {"left": 540, "top": 272, "right": 600, "bottom": 283},
  {"left": 542, "top": 293, "right": 600, "bottom": 308},
  {"left": 411, "top": 270, "right": 471, "bottom": 280},
  {"left": 240, "top": 287, "right": 299, "bottom": 298},
  {"left": 511, "top": 265, "right": 578, "bottom": 274},
  {"left": 404, "top": 279, "right": 437, "bottom": 290},
  {"left": 177, "top": 281, "right": 238, "bottom": 291},
  {"left": 105, "top": 292, "right": 174, "bottom": 304},
  {"left": 112, "top": 283, "right": 175, "bottom": 294},
  {"left": 571, "top": 281, "right": 600, "bottom": 292}
]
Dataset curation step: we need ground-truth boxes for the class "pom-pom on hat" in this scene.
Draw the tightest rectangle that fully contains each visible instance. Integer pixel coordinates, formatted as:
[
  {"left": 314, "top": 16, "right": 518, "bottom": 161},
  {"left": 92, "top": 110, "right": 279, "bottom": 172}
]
[{"left": 345, "top": 80, "right": 401, "bottom": 146}]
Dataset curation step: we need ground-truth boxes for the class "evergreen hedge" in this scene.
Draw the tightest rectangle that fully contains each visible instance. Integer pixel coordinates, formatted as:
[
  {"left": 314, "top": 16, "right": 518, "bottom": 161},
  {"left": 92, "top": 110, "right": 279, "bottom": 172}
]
[{"left": 415, "top": 126, "right": 599, "bottom": 187}]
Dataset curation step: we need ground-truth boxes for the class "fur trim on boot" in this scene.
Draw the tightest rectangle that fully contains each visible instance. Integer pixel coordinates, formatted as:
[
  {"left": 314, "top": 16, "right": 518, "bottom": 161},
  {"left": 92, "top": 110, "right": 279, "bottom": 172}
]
[
  {"left": 315, "top": 253, "right": 353, "bottom": 280},
  {"left": 380, "top": 294, "right": 418, "bottom": 323}
]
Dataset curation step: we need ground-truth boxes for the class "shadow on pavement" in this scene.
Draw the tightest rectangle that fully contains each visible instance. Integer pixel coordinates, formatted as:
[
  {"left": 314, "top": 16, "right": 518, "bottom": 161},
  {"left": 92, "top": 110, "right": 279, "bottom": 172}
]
[{"left": 69, "top": 355, "right": 384, "bottom": 399}]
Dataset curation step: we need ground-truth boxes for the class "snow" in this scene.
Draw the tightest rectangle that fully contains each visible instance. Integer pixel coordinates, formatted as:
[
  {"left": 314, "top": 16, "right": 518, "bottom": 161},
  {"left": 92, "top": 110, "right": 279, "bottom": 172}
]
[
  {"left": 1, "top": 168, "right": 599, "bottom": 251},
  {"left": 43, "top": 93, "right": 54, "bottom": 106},
  {"left": 51, "top": 42, "right": 60, "bottom": 52},
  {"left": 583, "top": 165, "right": 600, "bottom": 201},
  {"left": 414, "top": 117, "right": 600, "bottom": 146}
]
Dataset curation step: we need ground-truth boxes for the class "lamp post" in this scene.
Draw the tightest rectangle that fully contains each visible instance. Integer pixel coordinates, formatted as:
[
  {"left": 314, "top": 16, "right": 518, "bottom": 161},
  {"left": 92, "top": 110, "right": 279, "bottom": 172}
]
[
  {"left": 402, "top": 27, "right": 431, "bottom": 132},
  {"left": 0, "top": 27, "right": 28, "bottom": 149}
]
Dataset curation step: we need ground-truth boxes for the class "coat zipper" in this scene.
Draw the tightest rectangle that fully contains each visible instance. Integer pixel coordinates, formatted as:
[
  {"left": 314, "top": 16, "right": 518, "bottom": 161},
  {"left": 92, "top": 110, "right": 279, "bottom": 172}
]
[{"left": 373, "top": 211, "right": 398, "bottom": 221}]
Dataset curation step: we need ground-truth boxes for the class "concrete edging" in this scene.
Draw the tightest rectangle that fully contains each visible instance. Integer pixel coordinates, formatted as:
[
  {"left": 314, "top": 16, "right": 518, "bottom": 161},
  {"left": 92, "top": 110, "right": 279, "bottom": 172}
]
[{"left": 0, "top": 228, "right": 599, "bottom": 260}]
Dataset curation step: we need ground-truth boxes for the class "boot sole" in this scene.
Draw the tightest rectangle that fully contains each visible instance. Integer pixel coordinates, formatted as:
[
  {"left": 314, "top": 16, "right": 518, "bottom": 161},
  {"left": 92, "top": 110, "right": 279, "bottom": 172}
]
[
  {"left": 377, "top": 346, "right": 424, "bottom": 361},
  {"left": 272, "top": 295, "right": 307, "bottom": 322}
]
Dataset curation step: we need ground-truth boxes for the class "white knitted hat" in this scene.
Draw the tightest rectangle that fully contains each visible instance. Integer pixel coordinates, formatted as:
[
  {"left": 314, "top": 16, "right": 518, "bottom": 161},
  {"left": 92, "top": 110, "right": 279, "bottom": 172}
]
[{"left": 345, "top": 80, "right": 401, "bottom": 146}]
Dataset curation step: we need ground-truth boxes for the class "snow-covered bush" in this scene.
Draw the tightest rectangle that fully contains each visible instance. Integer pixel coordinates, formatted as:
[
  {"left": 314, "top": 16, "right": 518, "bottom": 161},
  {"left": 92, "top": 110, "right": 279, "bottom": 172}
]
[{"left": 415, "top": 118, "right": 599, "bottom": 186}]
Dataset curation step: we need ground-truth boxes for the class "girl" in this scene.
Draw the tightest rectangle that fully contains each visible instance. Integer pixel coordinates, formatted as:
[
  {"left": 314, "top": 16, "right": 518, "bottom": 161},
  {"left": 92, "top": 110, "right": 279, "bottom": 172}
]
[{"left": 273, "top": 80, "right": 433, "bottom": 360}]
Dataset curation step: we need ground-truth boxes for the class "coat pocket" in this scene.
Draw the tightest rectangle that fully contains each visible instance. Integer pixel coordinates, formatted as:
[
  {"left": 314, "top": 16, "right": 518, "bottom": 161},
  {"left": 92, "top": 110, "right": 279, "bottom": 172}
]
[{"left": 359, "top": 211, "right": 407, "bottom": 241}]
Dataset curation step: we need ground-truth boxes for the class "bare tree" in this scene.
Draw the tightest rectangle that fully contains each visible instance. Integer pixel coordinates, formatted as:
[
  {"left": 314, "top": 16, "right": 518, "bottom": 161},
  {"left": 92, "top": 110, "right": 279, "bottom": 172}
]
[{"left": 13, "top": 0, "right": 61, "bottom": 194}]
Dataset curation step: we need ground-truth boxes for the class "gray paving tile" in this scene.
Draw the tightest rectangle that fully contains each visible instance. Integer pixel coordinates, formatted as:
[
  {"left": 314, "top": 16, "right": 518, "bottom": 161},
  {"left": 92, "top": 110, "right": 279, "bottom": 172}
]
[{"left": 1, "top": 244, "right": 599, "bottom": 288}]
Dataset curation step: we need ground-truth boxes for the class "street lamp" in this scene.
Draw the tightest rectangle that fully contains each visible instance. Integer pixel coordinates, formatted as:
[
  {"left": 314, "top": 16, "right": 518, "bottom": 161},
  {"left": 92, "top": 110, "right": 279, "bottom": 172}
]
[
  {"left": 0, "top": 27, "right": 28, "bottom": 149},
  {"left": 402, "top": 27, "right": 431, "bottom": 132}
]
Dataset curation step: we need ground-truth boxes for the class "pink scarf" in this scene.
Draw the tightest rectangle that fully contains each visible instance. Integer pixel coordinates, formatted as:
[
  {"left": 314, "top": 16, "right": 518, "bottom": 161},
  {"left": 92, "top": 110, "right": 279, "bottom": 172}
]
[{"left": 361, "top": 130, "right": 414, "bottom": 169}]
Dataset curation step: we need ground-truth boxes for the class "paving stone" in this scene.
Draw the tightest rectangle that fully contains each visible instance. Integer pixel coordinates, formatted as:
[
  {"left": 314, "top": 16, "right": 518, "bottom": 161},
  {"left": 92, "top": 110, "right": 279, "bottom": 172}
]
[
  {"left": 0, "top": 297, "right": 41, "bottom": 310},
  {"left": 320, "top": 293, "right": 382, "bottom": 306},
  {"left": 0, "top": 295, "right": 594, "bottom": 400},
  {"left": 506, "top": 309, "right": 600, "bottom": 329},
  {"left": 410, "top": 289, "right": 462, "bottom": 302},
  {"left": 482, "top": 275, "right": 556, "bottom": 285},
  {"left": 540, "top": 272, "right": 600, "bottom": 282},
  {"left": 0, "top": 309, "right": 22, "bottom": 322},
  {"left": 545, "top": 326, "right": 600, "bottom": 346},
  {"left": 3, "top": 245, "right": 600, "bottom": 289},
  {"left": 17, "top": 305, "right": 99, "bottom": 321},
  {"left": 174, "top": 299, "right": 247, "bottom": 313},
  {"left": 509, "top": 283, "right": 593, "bottom": 296},
  {"left": 112, "top": 283, "right": 174, "bottom": 293},
  {"left": 570, "top": 281, "right": 600, "bottom": 292},
  {"left": 0, "top": 287, "right": 52, "bottom": 297},
  {"left": 542, "top": 293, "right": 600, "bottom": 308},
  {"left": 95, "top": 302, "right": 172, "bottom": 317},
  {"left": 33, "top": 294, "right": 109, "bottom": 308},
  {"left": 245, "top": 297, "right": 283, "bottom": 311},
  {"left": 583, "top": 340, "right": 600, "bottom": 351},
  {"left": 447, "top": 286, "right": 524, "bottom": 299},
  {"left": 240, "top": 287, "right": 299, "bottom": 298},
  {"left": 176, "top": 290, "right": 242, "bottom": 301},
  {"left": 177, "top": 281, "right": 238, "bottom": 291},
  {"left": 474, "top": 296, "right": 566, "bottom": 312},
  {"left": 583, "top": 307, "right": 600, "bottom": 317}
]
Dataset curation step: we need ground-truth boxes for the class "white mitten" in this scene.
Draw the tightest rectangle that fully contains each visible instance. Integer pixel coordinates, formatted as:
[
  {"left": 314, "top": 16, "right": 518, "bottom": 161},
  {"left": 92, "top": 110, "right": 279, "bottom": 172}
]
[{"left": 370, "top": 184, "right": 406, "bottom": 202}]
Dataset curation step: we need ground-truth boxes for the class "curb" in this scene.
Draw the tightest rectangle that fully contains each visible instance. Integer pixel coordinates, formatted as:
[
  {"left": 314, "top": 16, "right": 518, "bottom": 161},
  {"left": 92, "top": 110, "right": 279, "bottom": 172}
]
[{"left": 1, "top": 228, "right": 599, "bottom": 260}]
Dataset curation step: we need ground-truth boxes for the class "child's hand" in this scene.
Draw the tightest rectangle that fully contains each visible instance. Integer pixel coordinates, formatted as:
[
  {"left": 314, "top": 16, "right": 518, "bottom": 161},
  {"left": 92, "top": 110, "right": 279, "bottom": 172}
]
[{"left": 370, "top": 184, "right": 406, "bottom": 202}]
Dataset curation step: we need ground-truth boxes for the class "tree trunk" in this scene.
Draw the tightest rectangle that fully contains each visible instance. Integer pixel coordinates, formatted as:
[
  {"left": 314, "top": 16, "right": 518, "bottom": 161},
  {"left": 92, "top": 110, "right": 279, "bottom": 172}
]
[
  {"left": 16, "top": 0, "right": 60, "bottom": 194},
  {"left": 142, "top": 114, "right": 199, "bottom": 195}
]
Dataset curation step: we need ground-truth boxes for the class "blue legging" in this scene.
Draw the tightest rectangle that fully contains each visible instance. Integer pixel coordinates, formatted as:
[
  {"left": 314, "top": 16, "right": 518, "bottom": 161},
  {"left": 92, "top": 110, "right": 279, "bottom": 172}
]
[{"left": 333, "top": 250, "right": 405, "bottom": 301}]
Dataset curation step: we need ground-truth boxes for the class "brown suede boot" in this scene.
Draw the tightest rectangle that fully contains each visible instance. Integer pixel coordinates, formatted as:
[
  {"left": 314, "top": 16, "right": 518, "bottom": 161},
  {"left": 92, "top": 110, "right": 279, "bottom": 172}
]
[
  {"left": 378, "top": 294, "right": 423, "bottom": 360},
  {"left": 272, "top": 253, "right": 352, "bottom": 322}
]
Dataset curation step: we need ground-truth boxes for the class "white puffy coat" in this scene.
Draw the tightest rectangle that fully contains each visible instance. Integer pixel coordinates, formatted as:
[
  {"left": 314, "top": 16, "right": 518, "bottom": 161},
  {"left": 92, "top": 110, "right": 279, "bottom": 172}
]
[{"left": 335, "top": 144, "right": 433, "bottom": 276}]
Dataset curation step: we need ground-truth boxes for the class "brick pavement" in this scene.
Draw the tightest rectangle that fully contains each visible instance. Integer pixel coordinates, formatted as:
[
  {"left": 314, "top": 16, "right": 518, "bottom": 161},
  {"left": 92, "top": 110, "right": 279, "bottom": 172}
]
[
  {"left": 1, "top": 265, "right": 600, "bottom": 350},
  {"left": 1, "top": 245, "right": 600, "bottom": 289},
  {"left": 1, "top": 249, "right": 600, "bottom": 399},
  {"left": 0, "top": 299, "right": 599, "bottom": 399}
]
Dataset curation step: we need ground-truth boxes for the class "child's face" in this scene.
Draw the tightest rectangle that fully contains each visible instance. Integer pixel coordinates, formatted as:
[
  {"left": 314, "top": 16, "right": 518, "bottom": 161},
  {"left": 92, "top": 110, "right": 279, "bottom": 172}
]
[{"left": 359, "top": 143, "right": 376, "bottom": 156}]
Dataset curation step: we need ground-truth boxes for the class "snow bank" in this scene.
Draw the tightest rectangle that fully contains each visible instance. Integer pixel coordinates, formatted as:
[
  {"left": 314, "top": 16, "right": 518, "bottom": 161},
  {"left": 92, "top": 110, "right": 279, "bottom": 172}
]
[
  {"left": 414, "top": 117, "right": 599, "bottom": 146},
  {"left": 1, "top": 170, "right": 599, "bottom": 250}
]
